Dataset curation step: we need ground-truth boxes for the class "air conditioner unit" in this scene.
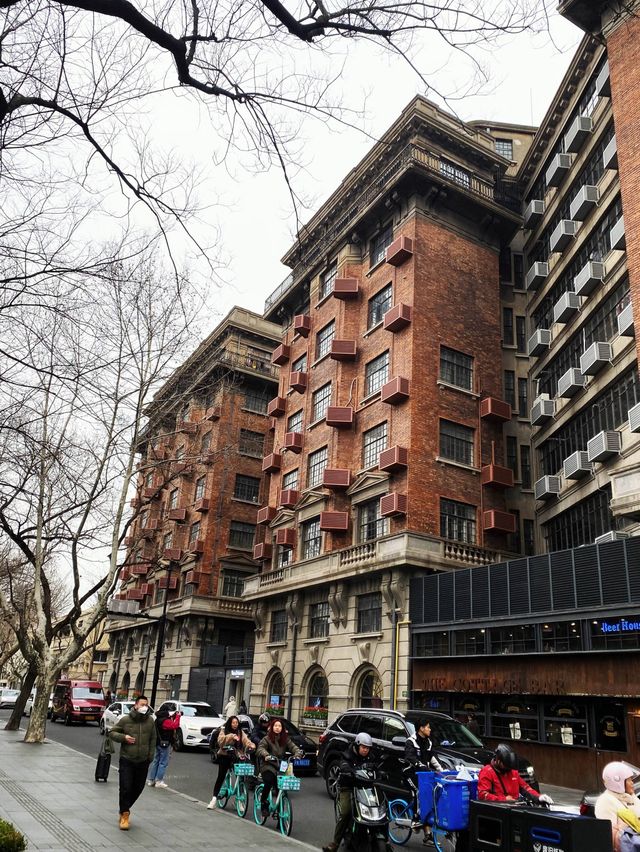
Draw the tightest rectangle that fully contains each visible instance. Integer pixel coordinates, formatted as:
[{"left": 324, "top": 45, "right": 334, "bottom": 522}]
[
  {"left": 573, "top": 260, "right": 605, "bottom": 297},
  {"left": 610, "top": 216, "right": 626, "bottom": 251},
  {"left": 629, "top": 402, "right": 640, "bottom": 433},
  {"left": 570, "top": 185, "right": 600, "bottom": 221},
  {"left": 525, "top": 262, "right": 549, "bottom": 292},
  {"left": 550, "top": 219, "right": 578, "bottom": 253},
  {"left": 603, "top": 136, "right": 618, "bottom": 170},
  {"left": 553, "top": 291, "right": 581, "bottom": 324},
  {"left": 564, "top": 115, "right": 593, "bottom": 153},
  {"left": 617, "top": 303, "right": 635, "bottom": 337},
  {"left": 531, "top": 395, "right": 555, "bottom": 426},
  {"left": 534, "top": 476, "right": 561, "bottom": 501},
  {"left": 595, "top": 531, "right": 630, "bottom": 545},
  {"left": 528, "top": 328, "right": 552, "bottom": 357},
  {"left": 545, "top": 153, "right": 572, "bottom": 187},
  {"left": 580, "top": 341, "right": 612, "bottom": 376},
  {"left": 563, "top": 451, "right": 592, "bottom": 480},
  {"left": 523, "top": 199, "right": 545, "bottom": 229},
  {"left": 294, "top": 314, "right": 311, "bottom": 337},
  {"left": 557, "top": 368, "right": 585, "bottom": 398},
  {"left": 596, "top": 61, "right": 611, "bottom": 98},
  {"left": 283, "top": 431, "right": 304, "bottom": 453},
  {"left": 587, "top": 430, "right": 622, "bottom": 463}
]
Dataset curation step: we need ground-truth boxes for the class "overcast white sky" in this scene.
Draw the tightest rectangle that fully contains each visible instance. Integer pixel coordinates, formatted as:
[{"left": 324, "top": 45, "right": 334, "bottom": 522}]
[{"left": 148, "top": 7, "right": 582, "bottom": 327}]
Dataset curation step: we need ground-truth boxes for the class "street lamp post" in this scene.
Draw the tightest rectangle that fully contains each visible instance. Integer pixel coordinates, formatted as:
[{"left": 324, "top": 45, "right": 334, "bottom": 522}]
[{"left": 149, "top": 561, "right": 174, "bottom": 708}]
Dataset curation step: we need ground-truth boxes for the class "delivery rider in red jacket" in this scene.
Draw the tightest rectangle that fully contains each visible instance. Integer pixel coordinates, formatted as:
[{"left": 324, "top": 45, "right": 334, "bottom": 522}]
[{"left": 478, "top": 744, "right": 553, "bottom": 804}]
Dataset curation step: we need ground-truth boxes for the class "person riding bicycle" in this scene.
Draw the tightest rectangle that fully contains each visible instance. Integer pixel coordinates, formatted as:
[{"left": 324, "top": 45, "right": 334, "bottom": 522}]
[
  {"left": 478, "top": 743, "right": 553, "bottom": 805},
  {"left": 251, "top": 712, "right": 270, "bottom": 748},
  {"left": 207, "top": 715, "right": 255, "bottom": 809},
  {"left": 256, "top": 717, "right": 302, "bottom": 817},
  {"left": 403, "top": 718, "right": 444, "bottom": 837},
  {"left": 321, "top": 731, "right": 387, "bottom": 852}
]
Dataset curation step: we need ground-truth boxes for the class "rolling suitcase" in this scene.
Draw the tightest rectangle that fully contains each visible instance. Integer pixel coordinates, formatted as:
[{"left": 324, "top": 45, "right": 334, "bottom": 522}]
[{"left": 95, "top": 741, "right": 112, "bottom": 782}]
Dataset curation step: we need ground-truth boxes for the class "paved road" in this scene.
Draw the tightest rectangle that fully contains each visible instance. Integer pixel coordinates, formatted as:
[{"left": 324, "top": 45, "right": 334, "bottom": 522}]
[{"left": 1, "top": 710, "right": 342, "bottom": 849}]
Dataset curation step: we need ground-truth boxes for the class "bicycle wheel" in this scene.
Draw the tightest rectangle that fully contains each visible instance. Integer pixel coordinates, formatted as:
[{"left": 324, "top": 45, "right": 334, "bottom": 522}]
[
  {"left": 217, "top": 776, "right": 230, "bottom": 809},
  {"left": 432, "top": 827, "right": 457, "bottom": 852},
  {"left": 278, "top": 792, "right": 293, "bottom": 837},
  {"left": 235, "top": 779, "right": 248, "bottom": 818},
  {"left": 388, "top": 799, "right": 413, "bottom": 846},
  {"left": 253, "top": 783, "right": 267, "bottom": 825}
]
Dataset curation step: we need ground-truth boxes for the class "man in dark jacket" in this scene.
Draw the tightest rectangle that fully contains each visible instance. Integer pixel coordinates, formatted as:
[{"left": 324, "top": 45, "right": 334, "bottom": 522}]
[
  {"left": 403, "top": 718, "right": 443, "bottom": 829},
  {"left": 322, "top": 732, "right": 377, "bottom": 852},
  {"left": 108, "top": 695, "right": 156, "bottom": 830}
]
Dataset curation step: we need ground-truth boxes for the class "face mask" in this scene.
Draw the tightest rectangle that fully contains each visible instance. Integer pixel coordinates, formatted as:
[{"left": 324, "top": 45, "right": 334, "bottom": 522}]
[{"left": 137, "top": 706, "right": 149, "bottom": 715}]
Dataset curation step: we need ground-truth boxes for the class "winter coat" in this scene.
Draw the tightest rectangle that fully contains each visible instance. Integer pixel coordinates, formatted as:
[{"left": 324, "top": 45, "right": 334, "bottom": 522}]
[
  {"left": 256, "top": 733, "right": 301, "bottom": 772},
  {"left": 108, "top": 707, "right": 157, "bottom": 763},
  {"left": 216, "top": 729, "right": 253, "bottom": 757},
  {"left": 337, "top": 742, "right": 380, "bottom": 791},
  {"left": 223, "top": 697, "right": 237, "bottom": 720},
  {"left": 595, "top": 789, "right": 640, "bottom": 852},
  {"left": 404, "top": 733, "right": 443, "bottom": 771},
  {"left": 478, "top": 761, "right": 539, "bottom": 802},
  {"left": 155, "top": 711, "right": 181, "bottom": 746}
]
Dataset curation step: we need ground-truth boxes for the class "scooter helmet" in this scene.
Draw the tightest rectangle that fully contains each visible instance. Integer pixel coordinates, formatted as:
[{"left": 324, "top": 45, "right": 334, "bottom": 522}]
[
  {"left": 258, "top": 713, "right": 270, "bottom": 725},
  {"left": 354, "top": 732, "right": 373, "bottom": 748},
  {"left": 602, "top": 761, "right": 635, "bottom": 794},
  {"left": 494, "top": 743, "right": 517, "bottom": 771}
]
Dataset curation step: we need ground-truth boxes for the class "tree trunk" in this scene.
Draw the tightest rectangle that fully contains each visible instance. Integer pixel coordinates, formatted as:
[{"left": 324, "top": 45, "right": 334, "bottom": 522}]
[
  {"left": 23, "top": 673, "right": 55, "bottom": 743},
  {"left": 4, "top": 667, "right": 37, "bottom": 731}
]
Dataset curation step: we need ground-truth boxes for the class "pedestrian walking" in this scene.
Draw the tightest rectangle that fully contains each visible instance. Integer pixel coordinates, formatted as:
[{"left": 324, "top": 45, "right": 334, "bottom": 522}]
[
  {"left": 108, "top": 694, "right": 156, "bottom": 831},
  {"left": 147, "top": 706, "right": 182, "bottom": 789},
  {"left": 207, "top": 715, "right": 255, "bottom": 809},
  {"left": 223, "top": 694, "right": 237, "bottom": 720},
  {"left": 238, "top": 699, "right": 247, "bottom": 715}
]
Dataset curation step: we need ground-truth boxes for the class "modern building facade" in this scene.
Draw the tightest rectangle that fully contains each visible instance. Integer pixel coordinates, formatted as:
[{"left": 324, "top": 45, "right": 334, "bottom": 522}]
[{"left": 105, "top": 308, "right": 281, "bottom": 709}]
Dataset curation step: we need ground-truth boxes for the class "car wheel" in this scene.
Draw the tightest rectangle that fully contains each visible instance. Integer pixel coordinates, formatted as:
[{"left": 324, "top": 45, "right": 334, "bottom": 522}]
[
  {"left": 325, "top": 760, "right": 341, "bottom": 799},
  {"left": 174, "top": 730, "right": 184, "bottom": 751}
]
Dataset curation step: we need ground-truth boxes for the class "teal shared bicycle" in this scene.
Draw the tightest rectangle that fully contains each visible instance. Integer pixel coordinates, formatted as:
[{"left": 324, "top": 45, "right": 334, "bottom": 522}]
[
  {"left": 253, "top": 755, "right": 300, "bottom": 837},
  {"left": 217, "top": 758, "right": 254, "bottom": 817}
]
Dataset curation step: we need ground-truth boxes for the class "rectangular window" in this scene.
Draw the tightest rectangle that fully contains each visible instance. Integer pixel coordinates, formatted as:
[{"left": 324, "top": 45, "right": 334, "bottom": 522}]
[
  {"left": 194, "top": 476, "right": 206, "bottom": 501},
  {"left": 309, "top": 601, "right": 330, "bottom": 638},
  {"left": 504, "top": 370, "right": 516, "bottom": 409},
  {"left": 370, "top": 224, "right": 393, "bottom": 266},
  {"left": 490, "top": 625, "right": 536, "bottom": 655},
  {"left": 362, "top": 422, "right": 388, "bottom": 468},
  {"left": 502, "top": 308, "right": 514, "bottom": 346},
  {"left": 440, "top": 159, "right": 470, "bottom": 188},
  {"left": 520, "top": 445, "right": 532, "bottom": 489},
  {"left": 244, "top": 389, "right": 269, "bottom": 414},
  {"left": 358, "top": 498, "right": 389, "bottom": 542},
  {"left": 499, "top": 247, "right": 512, "bottom": 282},
  {"left": 320, "top": 261, "right": 337, "bottom": 300},
  {"left": 365, "top": 351, "right": 389, "bottom": 396},
  {"left": 357, "top": 593, "right": 382, "bottom": 633},
  {"left": 201, "top": 431, "right": 212, "bottom": 454},
  {"left": 162, "top": 531, "right": 172, "bottom": 550},
  {"left": 276, "top": 545, "right": 292, "bottom": 568},
  {"left": 513, "top": 254, "right": 524, "bottom": 289},
  {"left": 454, "top": 629, "right": 487, "bottom": 656},
  {"left": 189, "top": 520, "right": 201, "bottom": 544},
  {"left": 307, "top": 447, "right": 328, "bottom": 488},
  {"left": 175, "top": 445, "right": 184, "bottom": 460},
  {"left": 495, "top": 138, "right": 513, "bottom": 160},
  {"left": 287, "top": 410, "right": 303, "bottom": 433},
  {"left": 228, "top": 521, "right": 255, "bottom": 549},
  {"left": 233, "top": 474, "right": 260, "bottom": 503},
  {"left": 145, "top": 472, "right": 154, "bottom": 487},
  {"left": 506, "top": 436, "right": 518, "bottom": 478},
  {"left": 316, "top": 320, "right": 336, "bottom": 360},
  {"left": 292, "top": 353, "right": 307, "bottom": 373},
  {"left": 239, "top": 429, "right": 264, "bottom": 457},
  {"left": 523, "top": 519, "right": 535, "bottom": 555},
  {"left": 168, "top": 488, "right": 179, "bottom": 509},
  {"left": 516, "top": 316, "right": 527, "bottom": 353},
  {"left": 311, "top": 383, "right": 332, "bottom": 422},
  {"left": 368, "top": 284, "right": 393, "bottom": 329},
  {"left": 440, "top": 498, "right": 476, "bottom": 544},
  {"left": 301, "top": 517, "right": 322, "bottom": 559},
  {"left": 270, "top": 609, "right": 288, "bottom": 643},
  {"left": 222, "top": 571, "right": 245, "bottom": 597},
  {"left": 414, "top": 632, "right": 450, "bottom": 657},
  {"left": 282, "top": 469, "right": 299, "bottom": 490},
  {"left": 440, "top": 346, "right": 473, "bottom": 391},
  {"left": 518, "top": 377, "right": 529, "bottom": 417},
  {"left": 439, "top": 419, "right": 474, "bottom": 466}
]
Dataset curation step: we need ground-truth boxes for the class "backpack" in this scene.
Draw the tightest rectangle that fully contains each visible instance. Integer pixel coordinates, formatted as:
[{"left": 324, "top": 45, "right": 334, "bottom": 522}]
[{"left": 620, "top": 829, "right": 640, "bottom": 852}]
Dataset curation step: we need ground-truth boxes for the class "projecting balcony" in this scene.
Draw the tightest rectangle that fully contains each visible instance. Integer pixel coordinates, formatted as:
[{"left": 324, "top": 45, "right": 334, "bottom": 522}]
[
  {"left": 580, "top": 342, "right": 612, "bottom": 376},
  {"left": 564, "top": 115, "right": 593, "bottom": 154},
  {"left": 553, "top": 291, "right": 581, "bottom": 324},
  {"left": 188, "top": 538, "right": 204, "bottom": 555},
  {"left": 481, "top": 464, "right": 514, "bottom": 489},
  {"left": 283, "top": 431, "right": 303, "bottom": 453},
  {"left": 167, "top": 508, "right": 187, "bottom": 522},
  {"left": 528, "top": 328, "right": 552, "bottom": 357},
  {"left": 289, "top": 370, "right": 308, "bottom": 393},
  {"left": 162, "top": 548, "right": 183, "bottom": 563},
  {"left": 329, "top": 340, "right": 357, "bottom": 361},
  {"left": 596, "top": 61, "right": 611, "bottom": 97},
  {"left": 610, "top": 217, "right": 626, "bottom": 251},
  {"left": 482, "top": 510, "right": 516, "bottom": 534},
  {"left": 383, "top": 303, "right": 412, "bottom": 332},
  {"left": 333, "top": 278, "right": 359, "bottom": 299},
  {"left": 574, "top": 260, "right": 605, "bottom": 298},
  {"left": 563, "top": 451, "right": 592, "bottom": 480},
  {"left": 479, "top": 396, "right": 511, "bottom": 422},
  {"left": 386, "top": 236, "right": 414, "bottom": 267},
  {"left": 523, "top": 199, "right": 544, "bottom": 229},
  {"left": 320, "top": 511, "right": 349, "bottom": 531},
  {"left": 271, "top": 344, "right": 291, "bottom": 366},
  {"left": 194, "top": 498, "right": 210, "bottom": 513},
  {"left": 570, "top": 185, "right": 599, "bottom": 221},
  {"left": 550, "top": 219, "right": 578, "bottom": 253},
  {"left": 380, "top": 493, "right": 407, "bottom": 517},
  {"left": 275, "top": 528, "right": 296, "bottom": 548},
  {"left": 379, "top": 445, "right": 408, "bottom": 472},
  {"left": 617, "top": 303, "right": 635, "bottom": 337},
  {"left": 262, "top": 453, "right": 282, "bottom": 473},
  {"left": 322, "top": 469, "right": 352, "bottom": 489},
  {"left": 587, "top": 430, "right": 622, "bottom": 463},
  {"left": 326, "top": 406, "right": 355, "bottom": 428},
  {"left": 534, "top": 476, "right": 561, "bottom": 501},
  {"left": 557, "top": 368, "right": 585, "bottom": 398},
  {"left": 253, "top": 542, "right": 272, "bottom": 561},
  {"left": 603, "top": 136, "right": 618, "bottom": 170},
  {"left": 525, "top": 262, "right": 549, "bottom": 292},
  {"left": 381, "top": 377, "right": 410, "bottom": 405},
  {"left": 257, "top": 506, "right": 277, "bottom": 524},
  {"left": 279, "top": 489, "right": 300, "bottom": 509},
  {"left": 294, "top": 314, "right": 311, "bottom": 337},
  {"left": 545, "top": 153, "right": 572, "bottom": 188},
  {"left": 267, "top": 396, "right": 286, "bottom": 417}
]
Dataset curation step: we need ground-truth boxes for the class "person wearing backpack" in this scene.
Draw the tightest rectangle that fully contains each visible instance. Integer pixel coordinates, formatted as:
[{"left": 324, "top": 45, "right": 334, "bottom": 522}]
[{"left": 146, "top": 706, "right": 182, "bottom": 789}]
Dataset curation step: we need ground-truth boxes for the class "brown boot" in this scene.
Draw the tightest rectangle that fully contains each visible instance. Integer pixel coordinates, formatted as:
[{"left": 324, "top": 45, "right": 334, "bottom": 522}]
[
  {"left": 322, "top": 845, "right": 338, "bottom": 852},
  {"left": 119, "top": 811, "right": 130, "bottom": 830}
]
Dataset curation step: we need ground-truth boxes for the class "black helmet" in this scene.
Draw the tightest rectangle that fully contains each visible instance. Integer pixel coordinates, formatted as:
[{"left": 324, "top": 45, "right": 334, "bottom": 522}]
[{"left": 494, "top": 743, "right": 517, "bottom": 770}]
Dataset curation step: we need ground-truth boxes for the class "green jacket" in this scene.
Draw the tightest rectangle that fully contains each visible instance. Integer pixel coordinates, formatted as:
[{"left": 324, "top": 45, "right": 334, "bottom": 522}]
[{"left": 108, "top": 708, "right": 157, "bottom": 763}]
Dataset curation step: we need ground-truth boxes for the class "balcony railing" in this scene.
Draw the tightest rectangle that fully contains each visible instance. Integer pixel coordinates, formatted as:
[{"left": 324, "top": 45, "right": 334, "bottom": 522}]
[{"left": 214, "top": 343, "right": 279, "bottom": 379}]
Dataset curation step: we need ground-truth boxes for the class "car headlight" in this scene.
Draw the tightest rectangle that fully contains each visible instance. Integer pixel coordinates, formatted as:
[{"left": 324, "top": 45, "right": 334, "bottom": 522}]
[{"left": 73, "top": 706, "right": 81, "bottom": 711}]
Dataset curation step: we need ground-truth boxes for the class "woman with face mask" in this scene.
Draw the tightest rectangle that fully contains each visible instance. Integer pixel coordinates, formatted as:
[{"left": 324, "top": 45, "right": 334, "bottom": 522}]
[{"left": 147, "top": 706, "right": 182, "bottom": 789}]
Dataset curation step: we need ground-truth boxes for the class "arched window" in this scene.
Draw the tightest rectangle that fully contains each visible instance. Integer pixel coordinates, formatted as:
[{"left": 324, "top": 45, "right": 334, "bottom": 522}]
[
  {"left": 359, "top": 669, "right": 383, "bottom": 709},
  {"left": 108, "top": 671, "right": 117, "bottom": 693},
  {"left": 133, "top": 670, "right": 145, "bottom": 696},
  {"left": 308, "top": 672, "right": 328, "bottom": 710},
  {"left": 265, "top": 669, "right": 285, "bottom": 714},
  {"left": 120, "top": 670, "right": 130, "bottom": 699}
]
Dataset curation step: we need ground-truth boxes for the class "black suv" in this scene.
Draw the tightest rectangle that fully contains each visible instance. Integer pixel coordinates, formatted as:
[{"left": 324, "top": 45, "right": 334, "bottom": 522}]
[{"left": 317, "top": 708, "right": 538, "bottom": 800}]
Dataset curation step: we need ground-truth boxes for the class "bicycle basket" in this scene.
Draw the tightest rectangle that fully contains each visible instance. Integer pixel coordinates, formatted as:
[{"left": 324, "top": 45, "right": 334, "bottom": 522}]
[
  {"left": 277, "top": 775, "right": 301, "bottom": 791},
  {"left": 234, "top": 763, "right": 255, "bottom": 776}
]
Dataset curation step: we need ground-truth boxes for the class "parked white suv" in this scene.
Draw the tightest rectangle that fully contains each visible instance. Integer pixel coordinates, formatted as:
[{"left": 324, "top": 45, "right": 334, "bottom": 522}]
[
  {"left": 156, "top": 700, "right": 224, "bottom": 750},
  {"left": 100, "top": 700, "right": 135, "bottom": 734}
]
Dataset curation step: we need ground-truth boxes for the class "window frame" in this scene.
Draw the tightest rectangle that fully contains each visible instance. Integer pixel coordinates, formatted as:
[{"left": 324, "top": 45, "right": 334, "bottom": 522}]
[
  {"left": 368, "top": 283, "right": 393, "bottom": 329},
  {"left": 301, "top": 516, "right": 322, "bottom": 560},
  {"left": 311, "top": 382, "right": 332, "bottom": 422},
  {"left": 439, "top": 419, "right": 475, "bottom": 466},
  {"left": 233, "top": 474, "right": 260, "bottom": 503},
  {"left": 362, "top": 422, "right": 388, "bottom": 468},
  {"left": 357, "top": 592, "right": 382, "bottom": 634},
  {"left": 440, "top": 346, "right": 473, "bottom": 391},
  {"left": 228, "top": 520, "right": 256, "bottom": 550},
  {"left": 369, "top": 223, "right": 393, "bottom": 267},
  {"left": 364, "top": 351, "right": 390, "bottom": 397},
  {"left": 440, "top": 497, "right": 477, "bottom": 544},
  {"left": 315, "top": 320, "right": 336, "bottom": 360}
]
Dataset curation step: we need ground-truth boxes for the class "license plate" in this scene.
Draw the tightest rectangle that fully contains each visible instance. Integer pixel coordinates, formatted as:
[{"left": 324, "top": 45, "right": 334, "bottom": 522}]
[
  {"left": 85, "top": 716, "right": 96, "bottom": 721},
  {"left": 294, "top": 759, "right": 310, "bottom": 766}
]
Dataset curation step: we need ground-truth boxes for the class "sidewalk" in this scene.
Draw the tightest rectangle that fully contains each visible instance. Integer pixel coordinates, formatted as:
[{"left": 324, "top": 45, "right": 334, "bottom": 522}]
[{"left": 0, "top": 730, "right": 315, "bottom": 851}]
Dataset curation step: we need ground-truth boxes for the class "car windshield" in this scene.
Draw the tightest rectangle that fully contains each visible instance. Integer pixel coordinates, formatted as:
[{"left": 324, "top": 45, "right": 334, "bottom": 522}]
[
  {"left": 181, "top": 704, "right": 216, "bottom": 717},
  {"left": 72, "top": 687, "right": 104, "bottom": 699},
  {"left": 427, "top": 719, "right": 483, "bottom": 748}
]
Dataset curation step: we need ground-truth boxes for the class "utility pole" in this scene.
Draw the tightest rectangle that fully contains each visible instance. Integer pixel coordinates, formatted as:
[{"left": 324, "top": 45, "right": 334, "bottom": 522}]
[{"left": 149, "top": 561, "right": 174, "bottom": 708}]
